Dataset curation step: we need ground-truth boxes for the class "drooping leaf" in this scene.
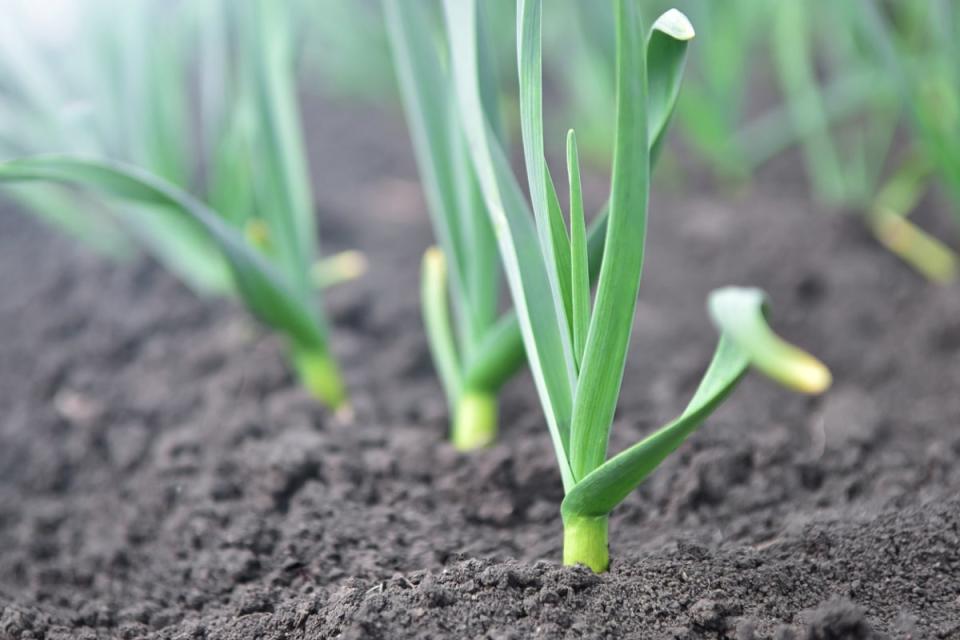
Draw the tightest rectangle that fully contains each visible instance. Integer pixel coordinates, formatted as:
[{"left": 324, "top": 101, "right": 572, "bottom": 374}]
[
  {"left": 562, "top": 287, "right": 831, "bottom": 519},
  {"left": 707, "top": 288, "right": 831, "bottom": 395},
  {"left": 647, "top": 9, "right": 695, "bottom": 163},
  {"left": 562, "top": 333, "right": 749, "bottom": 519}
]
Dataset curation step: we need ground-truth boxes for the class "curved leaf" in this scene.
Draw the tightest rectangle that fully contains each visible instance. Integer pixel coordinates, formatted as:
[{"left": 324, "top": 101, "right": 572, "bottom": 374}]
[
  {"left": 563, "top": 287, "right": 830, "bottom": 519},
  {"left": 567, "top": 129, "right": 589, "bottom": 370},
  {"left": 708, "top": 287, "right": 831, "bottom": 394},
  {"left": 0, "top": 155, "right": 328, "bottom": 352},
  {"left": 647, "top": 9, "right": 695, "bottom": 162}
]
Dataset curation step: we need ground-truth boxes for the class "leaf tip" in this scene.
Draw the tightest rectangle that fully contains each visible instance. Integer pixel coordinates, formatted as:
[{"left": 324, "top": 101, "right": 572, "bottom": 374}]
[
  {"left": 653, "top": 9, "right": 695, "bottom": 41},
  {"left": 784, "top": 352, "right": 833, "bottom": 395},
  {"left": 423, "top": 246, "right": 446, "bottom": 273},
  {"left": 708, "top": 287, "right": 831, "bottom": 396}
]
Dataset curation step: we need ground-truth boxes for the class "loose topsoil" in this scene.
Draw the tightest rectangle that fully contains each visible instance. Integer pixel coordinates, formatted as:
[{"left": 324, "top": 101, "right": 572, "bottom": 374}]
[{"left": 2, "top": 96, "right": 960, "bottom": 640}]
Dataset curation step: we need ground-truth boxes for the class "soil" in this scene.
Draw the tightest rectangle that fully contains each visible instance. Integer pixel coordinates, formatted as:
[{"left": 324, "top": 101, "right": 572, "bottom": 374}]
[{"left": 2, "top": 95, "right": 960, "bottom": 640}]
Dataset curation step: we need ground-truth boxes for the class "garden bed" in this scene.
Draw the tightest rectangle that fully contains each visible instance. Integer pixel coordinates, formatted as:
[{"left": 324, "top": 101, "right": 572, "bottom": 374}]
[{"left": 1, "top": 97, "right": 959, "bottom": 639}]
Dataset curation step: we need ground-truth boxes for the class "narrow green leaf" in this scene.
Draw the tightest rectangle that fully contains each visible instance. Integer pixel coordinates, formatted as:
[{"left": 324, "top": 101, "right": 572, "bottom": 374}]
[
  {"left": 0, "top": 155, "right": 329, "bottom": 353},
  {"left": 141, "top": 20, "right": 191, "bottom": 187},
  {"left": 871, "top": 211, "right": 958, "bottom": 284},
  {"left": 444, "top": 0, "right": 576, "bottom": 490},
  {"left": 449, "top": 103, "right": 499, "bottom": 355},
  {"left": 207, "top": 96, "right": 259, "bottom": 227},
  {"left": 384, "top": 0, "right": 470, "bottom": 327},
  {"left": 243, "top": 0, "right": 316, "bottom": 296},
  {"left": 546, "top": 170, "right": 574, "bottom": 331},
  {"left": 569, "top": 0, "right": 650, "bottom": 483},
  {"left": 421, "top": 247, "right": 463, "bottom": 409},
  {"left": 517, "top": 0, "right": 575, "bottom": 355},
  {"left": 463, "top": 10, "right": 695, "bottom": 394},
  {"left": 122, "top": 204, "right": 235, "bottom": 296},
  {"left": 567, "top": 130, "right": 589, "bottom": 370},
  {"left": 562, "top": 287, "right": 831, "bottom": 519}
]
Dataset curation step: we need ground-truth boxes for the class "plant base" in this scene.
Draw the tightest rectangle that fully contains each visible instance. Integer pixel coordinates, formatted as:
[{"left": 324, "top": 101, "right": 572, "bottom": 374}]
[
  {"left": 292, "top": 347, "right": 348, "bottom": 411},
  {"left": 452, "top": 390, "right": 497, "bottom": 450},
  {"left": 563, "top": 515, "right": 609, "bottom": 573}
]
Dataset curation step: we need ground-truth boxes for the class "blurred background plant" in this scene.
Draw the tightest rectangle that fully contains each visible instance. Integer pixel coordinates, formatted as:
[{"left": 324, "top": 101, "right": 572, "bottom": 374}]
[
  {"left": 0, "top": 0, "right": 365, "bottom": 409},
  {"left": 0, "top": 0, "right": 365, "bottom": 294}
]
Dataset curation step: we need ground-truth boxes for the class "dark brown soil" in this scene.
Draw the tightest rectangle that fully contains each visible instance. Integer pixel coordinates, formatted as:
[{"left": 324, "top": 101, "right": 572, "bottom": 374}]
[{"left": 2, "top": 96, "right": 960, "bottom": 639}]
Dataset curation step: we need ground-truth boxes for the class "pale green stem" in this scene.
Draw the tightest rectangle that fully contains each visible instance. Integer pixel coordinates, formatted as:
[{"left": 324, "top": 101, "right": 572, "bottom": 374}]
[
  {"left": 291, "top": 346, "right": 348, "bottom": 410},
  {"left": 562, "top": 514, "right": 609, "bottom": 573},
  {"left": 452, "top": 389, "right": 498, "bottom": 451}
]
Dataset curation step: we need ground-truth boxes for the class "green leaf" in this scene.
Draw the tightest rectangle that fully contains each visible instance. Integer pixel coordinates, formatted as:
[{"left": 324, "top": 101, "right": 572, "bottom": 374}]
[
  {"left": 141, "top": 20, "right": 191, "bottom": 188},
  {"left": 386, "top": 0, "right": 503, "bottom": 370},
  {"left": 421, "top": 247, "right": 463, "bottom": 409},
  {"left": 567, "top": 130, "right": 589, "bottom": 370},
  {"left": 517, "top": 0, "right": 575, "bottom": 358},
  {"left": 562, "top": 333, "right": 748, "bottom": 519},
  {"left": 384, "top": 0, "right": 471, "bottom": 335},
  {"left": 450, "top": 30, "right": 501, "bottom": 355},
  {"left": 569, "top": 0, "right": 650, "bottom": 483},
  {"left": 462, "top": 10, "right": 695, "bottom": 394},
  {"left": 461, "top": 315, "right": 526, "bottom": 391},
  {"left": 0, "top": 155, "right": 329, "bottom": 353},
  {"left": 562, "top": 287, "right": 831, "bottom": 519},
  {"left": 445, "top": 0, "right": 576, "bottom": 490},
  {"left": 241, "top": 0, "right": 317, "bottom": 297}
]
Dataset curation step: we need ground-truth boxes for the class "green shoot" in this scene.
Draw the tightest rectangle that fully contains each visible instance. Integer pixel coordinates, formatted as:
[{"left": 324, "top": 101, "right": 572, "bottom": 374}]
[
  {"left": 446, "top": 0, "right": 830, "bottom": 572},
  {"left": 384, "top": 0, "right": 504, "bottom": 449},
  {"left": 385, "top": 0, "right": 691, "bottom": 449}
]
